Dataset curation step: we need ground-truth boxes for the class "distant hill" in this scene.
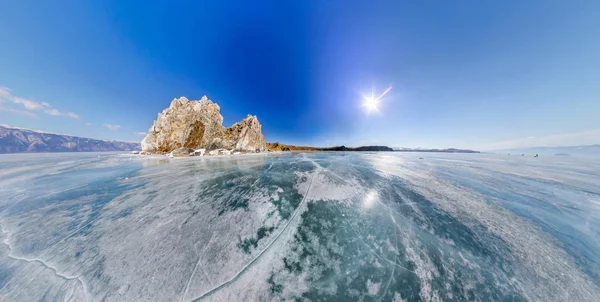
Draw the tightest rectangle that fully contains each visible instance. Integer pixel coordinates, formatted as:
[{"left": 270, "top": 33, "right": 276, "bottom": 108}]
[
  {"left": 0, "top": 125, "right": 139, "bottom": 153},
  {"left": 267, "top": 143, "right": 393, "bottom": 152},
  {"left": 493, "top": 145, "right": 600, "bottom": 157},
  {"left": 268, "top": 143, "right": 478, "bottom": 153},
  {"left": 393, "top": 147, "right": 480, "bottom": 153},
  {"left": 267, "top": 143, "right": 319, "bottom": 151},
  {"left": 322, "top": 145, "right": 394, "bottom": 151}
]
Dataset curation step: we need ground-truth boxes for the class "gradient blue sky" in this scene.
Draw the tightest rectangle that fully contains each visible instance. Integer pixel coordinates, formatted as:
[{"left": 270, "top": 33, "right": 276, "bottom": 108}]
[{"left": 1, "top": 1, "right": 599, "bottom": 150}]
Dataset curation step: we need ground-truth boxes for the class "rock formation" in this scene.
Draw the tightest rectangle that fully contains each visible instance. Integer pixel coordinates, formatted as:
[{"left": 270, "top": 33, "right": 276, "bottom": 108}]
[{"left": 141, "top": 96, "right": 267, "bottom": 153}]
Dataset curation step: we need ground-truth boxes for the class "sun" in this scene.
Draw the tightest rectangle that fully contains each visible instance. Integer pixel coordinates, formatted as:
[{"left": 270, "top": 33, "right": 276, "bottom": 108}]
[
  {"left": 361, "top": 86, "right": 391, "bottom": 114},
  {"left": 362, "top": 97, "right": 380, "bottom": 113}
]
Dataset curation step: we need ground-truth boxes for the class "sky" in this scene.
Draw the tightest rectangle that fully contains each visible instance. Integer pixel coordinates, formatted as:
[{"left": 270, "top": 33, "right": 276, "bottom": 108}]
[{"left": 1, "top": 1, "right": 599, "bottom": 150}]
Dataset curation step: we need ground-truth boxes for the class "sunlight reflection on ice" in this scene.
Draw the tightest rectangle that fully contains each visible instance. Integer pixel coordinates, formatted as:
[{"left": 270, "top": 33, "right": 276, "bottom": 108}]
[{"left": 363, "top": 191, "right": 378, "bottom": 208}]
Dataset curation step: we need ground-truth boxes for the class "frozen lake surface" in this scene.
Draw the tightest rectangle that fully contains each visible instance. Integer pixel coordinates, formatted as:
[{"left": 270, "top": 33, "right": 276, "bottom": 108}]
[{"left": 1, "top": 152, "right": 599, "bottom": 301}]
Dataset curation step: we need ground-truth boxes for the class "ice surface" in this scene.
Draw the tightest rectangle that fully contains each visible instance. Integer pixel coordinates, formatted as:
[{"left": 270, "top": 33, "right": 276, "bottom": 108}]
[{"left": 0, "top": 152, "right": 599, "bottom": 301}]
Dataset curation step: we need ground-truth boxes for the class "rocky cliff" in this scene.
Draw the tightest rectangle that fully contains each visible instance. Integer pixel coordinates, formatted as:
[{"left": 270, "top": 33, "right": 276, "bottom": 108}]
[
  {"left": 0, "top": 125, "right": 139, "bottom": 153},
  {"left": 141, "top": 96, "right": 267, "bottom": 153}
]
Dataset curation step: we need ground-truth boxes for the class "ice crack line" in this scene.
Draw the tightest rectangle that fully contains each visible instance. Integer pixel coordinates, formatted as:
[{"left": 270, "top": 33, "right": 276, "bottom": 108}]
[
  {"left": 181, "top": 233, "right": 216, "bottom": 302},
  {"left": 339, "top": 209, "right": 417, "bottom": 276},
  {"left": 0, "top": 227, "right": 90, "bottom": 301},
  {"left": 189, "top": 168, "right": 317, "bottom": 301}
]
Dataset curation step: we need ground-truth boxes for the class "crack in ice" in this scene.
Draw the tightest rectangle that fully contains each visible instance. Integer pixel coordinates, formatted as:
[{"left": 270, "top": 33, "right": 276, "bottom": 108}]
[
  {"left": 189, "top": 166, "right": 317, "bottom": 301},
  {"left": 181, "top": 233, "right": 216, "bottom": 302},
  {"left": 0, "top": 226, "right": 90, "bottom": 301},
  {"left": 343, "top": 212, "right": 417, "bottom": 276}
]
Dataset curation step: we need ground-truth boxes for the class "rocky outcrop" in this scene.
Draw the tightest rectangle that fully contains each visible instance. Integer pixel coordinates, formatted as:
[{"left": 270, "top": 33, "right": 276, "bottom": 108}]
[
  {"left": 141, "top": 96, "right": 223, "bottom": 152},
  {"left": 225, "top": 115, "right": 267, "bottom": 152},
  {"left": 141, "top": 96, "right": 267, "bottom": 153}
]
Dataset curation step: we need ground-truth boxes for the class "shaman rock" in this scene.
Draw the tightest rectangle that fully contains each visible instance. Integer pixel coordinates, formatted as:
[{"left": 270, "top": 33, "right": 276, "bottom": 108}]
[{"left": 141, "top": 96, "right": 267, "bottom": 153}]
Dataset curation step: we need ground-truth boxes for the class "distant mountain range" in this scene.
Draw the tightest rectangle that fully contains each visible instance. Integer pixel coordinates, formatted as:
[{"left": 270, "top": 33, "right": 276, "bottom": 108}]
[
  {"left": 493, "top": 145, "right": 600, "bottom": 156},
  {"left": 393, "top": 147, "right": 480, "bottom": 153},
  {"left": 0, "top": 125, "right": 139, "bottom": 153}
]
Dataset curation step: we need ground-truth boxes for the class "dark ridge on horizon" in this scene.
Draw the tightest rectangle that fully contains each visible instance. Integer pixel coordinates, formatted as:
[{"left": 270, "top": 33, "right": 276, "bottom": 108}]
[
  {"left": 268, "top": 143, "right": 393, "bottom": 152},
  {"left": 267, "top": 143, "right": 480, "bottom": 153},
  {"left": 394, "top": 147, "right": 480, "bottom": 153},
  {"left": 322, "top": 145, "right": 394, "bottom": 152}
]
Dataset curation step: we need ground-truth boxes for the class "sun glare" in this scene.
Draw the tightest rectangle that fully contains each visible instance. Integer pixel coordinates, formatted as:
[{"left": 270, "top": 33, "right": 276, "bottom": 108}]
[
  {"left": 363, "top": 97, "right": 380, "bottom": 113},
  {"left": 361, "top": 86, "right": 391, "bottom": 115}
]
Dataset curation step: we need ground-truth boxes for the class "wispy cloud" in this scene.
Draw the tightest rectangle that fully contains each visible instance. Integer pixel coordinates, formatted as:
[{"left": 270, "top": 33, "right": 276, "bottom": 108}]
[
  {"left": 103, "top": 123, "right": 121, "bottom": 130},
  {"left": 65, "top": 112, "right": 80, "bottom": 119},
  {"left": 476, "top": 129, "right": 600, "bottom": 150},
  {"left": 132, "top": 131, "right": 147, "bottom": 136},
  {"left": 85, "top": 122, "right": 93, "bottom": 126},
  {"left": 0, "top": 87, "right": 11, "bottom": 99},
  {"left": 42, "top": 107, "right": 79, "bottom": 118},
  {"left": 0, "top": 86, "right": 81, "bottom": 119},
  {"left": 12, "top": 96, "right": 44, "bottom": 110},
  {"left": 0, "top": 107, "right": 38, "bottom": 118},
  {"left": 45, "top": 108, "right": 62, "bottom": 116}
]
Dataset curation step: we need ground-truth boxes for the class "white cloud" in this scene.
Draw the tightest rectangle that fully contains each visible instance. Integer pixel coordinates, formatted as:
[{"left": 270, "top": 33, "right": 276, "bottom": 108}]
[
  {"left": 132, "top": 131, "right": 147, "bottom": 136},
  {"left": 66, "top": 112, "right": 81, "bottom": 119},
  {"left": 103, "top": 123, "right": 121, "bottom": 130},
  {"left": 44, "top": 108, "right": 62, "bottom": 116},
  {"left": 0, "top": 106, "right": 38, "bottom": 118},
  {"left": 476, "top": 129, "right": 600, "bottom": 150},
  {"left": 13, "top": 96, "right": 43, "bottom": 110},
  {"left": 0, "top": 86, "right": 81, "bottom": 119},
  {"left": 0, "top": 87, "right": 11, "bottom": 99},
  {"left": 85, "top": 122, "right": 93, "bottom": 126}
]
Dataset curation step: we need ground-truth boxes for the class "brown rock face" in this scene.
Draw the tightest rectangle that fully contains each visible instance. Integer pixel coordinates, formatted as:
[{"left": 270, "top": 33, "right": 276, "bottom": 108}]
[
  {"left": 232, "top": 115, "right": 267, "bottom": 152},
  {"left": 185, "top": 120, "right": 205, "bottom": 149},
  {"left": 141, "top": 96, "right": 267, "bottom": 153}
]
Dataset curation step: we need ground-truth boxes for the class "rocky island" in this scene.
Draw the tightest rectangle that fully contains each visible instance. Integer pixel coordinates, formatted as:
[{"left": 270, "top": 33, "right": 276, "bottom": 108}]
[{"left": 141, "top": 96, "right": 267, "bottom": 157}]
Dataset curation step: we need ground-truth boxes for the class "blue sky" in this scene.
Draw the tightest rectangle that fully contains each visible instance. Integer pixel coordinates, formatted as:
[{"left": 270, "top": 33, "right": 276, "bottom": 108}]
[{"left": 1, "top": 1, "right": 599, "bottom": 150}]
